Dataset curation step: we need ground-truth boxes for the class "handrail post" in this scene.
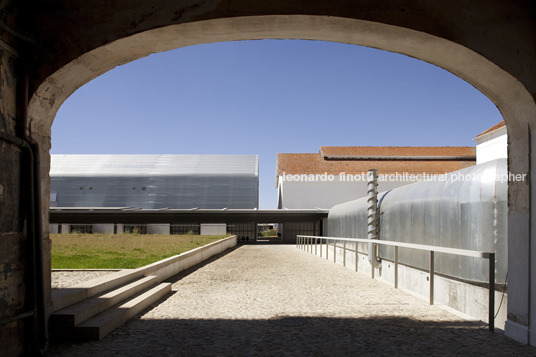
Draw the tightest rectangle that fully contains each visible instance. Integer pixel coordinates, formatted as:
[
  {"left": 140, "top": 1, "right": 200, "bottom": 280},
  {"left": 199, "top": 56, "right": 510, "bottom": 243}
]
[
  {"left": 342, "top": 240, "right": 346, "bottom": 267},
  {"left": 315, "top": 238, "right": 318, "bottom": 255},
  {"left": 334, "top": 240, "right": 337, "bottom": 263},
  {"left": 326, "top": 239, "right": 329, "bottom": 260},
  {"left": 320, "top": 238, "right": 323, "bottom": 258},
  {"left": 489, "top": 253, "right": 495, "bottom": 333},
  {"left": 355, "top": 243, "right": 358, "bottom": 272},
  {"left": 394, "top": 246, "right": 399, "bottom": 289},
  {"left": 371, "top": 242, "right": 375, "bottom": 279},
  {"left": 343, "top": 240, "right": 347, "bottom": 267},
  {"left": 429, "top": 251, "right": 435, "bottom": 305}
]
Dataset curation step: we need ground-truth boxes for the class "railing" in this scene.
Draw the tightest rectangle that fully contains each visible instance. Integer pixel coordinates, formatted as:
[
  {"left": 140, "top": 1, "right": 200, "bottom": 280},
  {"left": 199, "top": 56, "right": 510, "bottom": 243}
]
[{"left": 296, "top": 235, "right": 496, "bottom": 332}]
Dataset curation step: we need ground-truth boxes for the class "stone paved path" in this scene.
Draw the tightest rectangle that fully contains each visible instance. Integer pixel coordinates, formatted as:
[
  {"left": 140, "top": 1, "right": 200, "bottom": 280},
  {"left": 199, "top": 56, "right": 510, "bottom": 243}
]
[{"left": 48, "top": 245, "right": 536, "bottom": 356}]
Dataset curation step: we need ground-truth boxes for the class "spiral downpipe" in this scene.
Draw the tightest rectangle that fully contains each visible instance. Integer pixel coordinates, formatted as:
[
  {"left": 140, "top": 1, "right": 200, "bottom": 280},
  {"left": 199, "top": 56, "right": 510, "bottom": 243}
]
[{"left": 367, "top": 169, "right": 381, "bottom": 268}]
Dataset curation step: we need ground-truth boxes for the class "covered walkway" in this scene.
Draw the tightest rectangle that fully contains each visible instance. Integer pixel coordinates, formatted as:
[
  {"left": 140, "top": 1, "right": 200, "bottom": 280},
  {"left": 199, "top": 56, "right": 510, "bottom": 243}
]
[{"left": 49, "top": 245, "right": 534, "bottom": 356}]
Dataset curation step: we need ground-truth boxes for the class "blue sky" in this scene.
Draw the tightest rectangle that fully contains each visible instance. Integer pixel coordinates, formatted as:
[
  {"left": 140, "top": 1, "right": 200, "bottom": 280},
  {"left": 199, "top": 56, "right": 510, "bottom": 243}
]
[{"left": 51, "top": 39, "right": 503, "bottom": 209}]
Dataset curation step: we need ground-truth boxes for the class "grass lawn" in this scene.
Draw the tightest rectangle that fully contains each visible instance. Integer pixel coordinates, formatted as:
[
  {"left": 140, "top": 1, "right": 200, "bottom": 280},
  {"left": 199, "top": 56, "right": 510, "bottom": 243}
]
[{"left": 51, "top": 233, "right": 228, "bottom": 269}]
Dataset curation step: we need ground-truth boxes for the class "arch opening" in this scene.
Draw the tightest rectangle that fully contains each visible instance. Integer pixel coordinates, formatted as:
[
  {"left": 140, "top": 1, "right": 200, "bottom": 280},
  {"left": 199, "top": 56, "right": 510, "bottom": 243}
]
[{"left": 26, "top": 15, "right": 536, "bottom": 346}]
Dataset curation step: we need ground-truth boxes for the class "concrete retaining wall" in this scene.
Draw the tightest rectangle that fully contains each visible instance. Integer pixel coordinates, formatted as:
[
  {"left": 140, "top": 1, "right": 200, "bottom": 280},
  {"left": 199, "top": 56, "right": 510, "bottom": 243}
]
[
  {"left": 51, "top": 236, "right": 237, "bottom": 312},
  {"left": 304, "top": 242, "right": 507, "bottom": 330},
  {"left": 137, "top": 235, "right": 236, "bottom": 283}
]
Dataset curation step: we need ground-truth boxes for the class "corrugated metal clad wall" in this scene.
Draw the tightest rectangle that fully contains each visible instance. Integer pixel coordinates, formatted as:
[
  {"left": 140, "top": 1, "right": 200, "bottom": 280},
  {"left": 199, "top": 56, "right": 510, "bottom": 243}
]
[
  {"left": 50, "top": 155, "right": 259, "bottom": 209},
  {"left": 328, "top": 159, "right": 507, "bottom": 284}
]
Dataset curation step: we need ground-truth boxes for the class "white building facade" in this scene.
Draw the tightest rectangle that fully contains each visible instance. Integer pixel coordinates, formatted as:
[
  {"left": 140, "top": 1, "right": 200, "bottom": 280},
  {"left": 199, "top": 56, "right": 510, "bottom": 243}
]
[
  {"left": 276, "top": 147, "right": 476, "bottom": 210},
  {"left": 474, "top": 121, "right": 507, "bottom": 165}
]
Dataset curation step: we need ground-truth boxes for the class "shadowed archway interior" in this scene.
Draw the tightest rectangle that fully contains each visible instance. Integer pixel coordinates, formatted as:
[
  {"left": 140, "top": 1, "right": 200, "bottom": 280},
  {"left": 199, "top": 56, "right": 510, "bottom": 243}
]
[{"left": 0, "top": 2, "right": 534, "bottom": 355}]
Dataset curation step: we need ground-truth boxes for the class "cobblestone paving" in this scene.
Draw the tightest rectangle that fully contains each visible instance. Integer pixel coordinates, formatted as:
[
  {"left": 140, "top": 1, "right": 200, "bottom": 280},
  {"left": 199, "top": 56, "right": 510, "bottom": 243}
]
[{"left": 49, "top": 245, "right": 536, "bottom": 356}]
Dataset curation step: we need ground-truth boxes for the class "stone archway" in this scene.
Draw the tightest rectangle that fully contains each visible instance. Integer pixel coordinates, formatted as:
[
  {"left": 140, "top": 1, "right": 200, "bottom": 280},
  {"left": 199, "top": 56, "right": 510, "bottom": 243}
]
[{"left": 2, "top": 1, "right": 534, "bottom": 353}]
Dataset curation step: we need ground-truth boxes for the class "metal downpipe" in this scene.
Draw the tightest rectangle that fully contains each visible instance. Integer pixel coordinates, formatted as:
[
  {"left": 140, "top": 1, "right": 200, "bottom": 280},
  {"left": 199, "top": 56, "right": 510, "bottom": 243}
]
[{"left": 367, "top": 169, "right": 381, "bottom": 268}]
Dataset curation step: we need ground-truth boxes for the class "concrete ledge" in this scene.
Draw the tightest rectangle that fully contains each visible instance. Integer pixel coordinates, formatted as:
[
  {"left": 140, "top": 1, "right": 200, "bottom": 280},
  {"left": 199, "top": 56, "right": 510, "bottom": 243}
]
[
  {"left": 51, "top": 236, "right": 237, "bottom": 312},
  {"left": 505, "top": 320, "right": 529, "bottom": 345},
  {"left": 134, "top": 235, "right": 237, "bottom": 283}
]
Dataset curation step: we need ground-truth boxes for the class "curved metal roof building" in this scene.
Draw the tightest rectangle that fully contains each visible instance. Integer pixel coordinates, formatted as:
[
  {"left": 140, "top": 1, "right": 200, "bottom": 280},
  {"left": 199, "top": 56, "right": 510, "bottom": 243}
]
[{"left": 50, "top": 155, "right": 259, "bottom": 209}]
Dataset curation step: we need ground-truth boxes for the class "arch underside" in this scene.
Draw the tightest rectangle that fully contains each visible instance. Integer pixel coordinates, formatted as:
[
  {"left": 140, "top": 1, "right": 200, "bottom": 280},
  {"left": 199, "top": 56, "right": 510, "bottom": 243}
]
[
  {"left": 24, "top": 11, "right": 536, "bottom": 346},
  {"left": 28, "top": 16, "right": 534, "bottom": 136}
]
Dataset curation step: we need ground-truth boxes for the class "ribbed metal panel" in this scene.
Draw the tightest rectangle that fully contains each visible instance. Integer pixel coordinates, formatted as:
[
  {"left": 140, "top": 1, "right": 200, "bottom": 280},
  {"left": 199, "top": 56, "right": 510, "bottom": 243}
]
[
  {"left": 50, "top": 155, "right": 259, "bottom": 209},
  {"left": 327, "top": 159, "right": 507, "bottom": 283}
]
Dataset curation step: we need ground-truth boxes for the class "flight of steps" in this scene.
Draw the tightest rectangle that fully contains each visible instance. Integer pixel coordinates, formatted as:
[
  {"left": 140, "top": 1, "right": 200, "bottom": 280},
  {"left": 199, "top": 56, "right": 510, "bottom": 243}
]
[{"left": 50, "top": 273, "right": 172, "bottom": 341}]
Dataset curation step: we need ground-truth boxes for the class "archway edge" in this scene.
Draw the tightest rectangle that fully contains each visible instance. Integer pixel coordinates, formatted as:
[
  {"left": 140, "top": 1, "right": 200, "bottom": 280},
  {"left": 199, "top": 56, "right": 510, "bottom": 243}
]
[
  {"left": 28, "top": 15, "right": 535, "bottom": 136},
  {"left": 26, "top": 14, "right": 536, "bottom": 345}
]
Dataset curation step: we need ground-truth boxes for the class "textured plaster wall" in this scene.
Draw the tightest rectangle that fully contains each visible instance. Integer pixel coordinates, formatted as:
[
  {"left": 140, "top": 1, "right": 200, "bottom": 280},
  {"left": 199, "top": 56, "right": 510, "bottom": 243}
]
[{"left": 0, "top": 1, "right": 25, "bottom": 355}]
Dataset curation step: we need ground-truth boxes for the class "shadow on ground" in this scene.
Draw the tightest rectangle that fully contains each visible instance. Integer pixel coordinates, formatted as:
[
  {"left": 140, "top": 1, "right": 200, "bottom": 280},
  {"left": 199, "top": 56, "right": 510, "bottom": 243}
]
[
  {"left": 49, "top": 315, "right": 536, "bottom": 356},
  {"left": 49, "top": 244, "right": 535, "bottom": 356}
]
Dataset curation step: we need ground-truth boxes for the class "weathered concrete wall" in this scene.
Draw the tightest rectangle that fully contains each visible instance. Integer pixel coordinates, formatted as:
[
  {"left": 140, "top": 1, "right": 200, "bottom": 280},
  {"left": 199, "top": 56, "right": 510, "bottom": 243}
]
[
  {"left": 26, "top": 0, "right": 536, "bottom": 98},
  {"left": 0, "top": 1, "right": 26, "bottom": 355},
  {"left": 25, "top": 1, "right": 535, "bottom": 344},
  {"left": 0, "top": 1, "right": 534, "bottom": 353}
]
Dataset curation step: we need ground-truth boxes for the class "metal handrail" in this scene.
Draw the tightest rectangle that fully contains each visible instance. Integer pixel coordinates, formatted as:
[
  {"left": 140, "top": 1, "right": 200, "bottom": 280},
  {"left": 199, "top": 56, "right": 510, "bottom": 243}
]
[{"left": 296, "top": 235, "right": 496, "bottom": 332}]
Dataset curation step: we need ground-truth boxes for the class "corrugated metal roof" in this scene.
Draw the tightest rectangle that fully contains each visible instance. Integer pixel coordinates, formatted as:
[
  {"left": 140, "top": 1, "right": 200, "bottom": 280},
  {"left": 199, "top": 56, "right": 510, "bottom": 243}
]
[{"left": 50, "top": 154, "right": 259, "bottom": 177}]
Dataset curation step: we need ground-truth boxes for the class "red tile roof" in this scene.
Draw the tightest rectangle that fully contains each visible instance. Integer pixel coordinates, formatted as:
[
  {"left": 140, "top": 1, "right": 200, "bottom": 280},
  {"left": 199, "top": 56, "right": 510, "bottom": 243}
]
[
  {"left": 320, "top": 146, "right": 476, "bottom": 159},
  {"left": 474, "top": 121, "right": 506, "bottom": 139},
  {"left": 276, "top": 152, "right": 475, "bottom": 185}
]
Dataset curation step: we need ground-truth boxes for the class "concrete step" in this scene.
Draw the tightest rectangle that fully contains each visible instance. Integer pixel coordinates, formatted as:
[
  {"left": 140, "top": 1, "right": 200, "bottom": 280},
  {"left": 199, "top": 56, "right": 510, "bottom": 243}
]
[
  {"left": 51, "top": 275, "right": 158, "bottom": 327},
  {"left": 51, "top": 269, "right": 145, "bottom": 312},
  {"left": 74, "top": 282, "right": 172, "bottom": 341}
]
